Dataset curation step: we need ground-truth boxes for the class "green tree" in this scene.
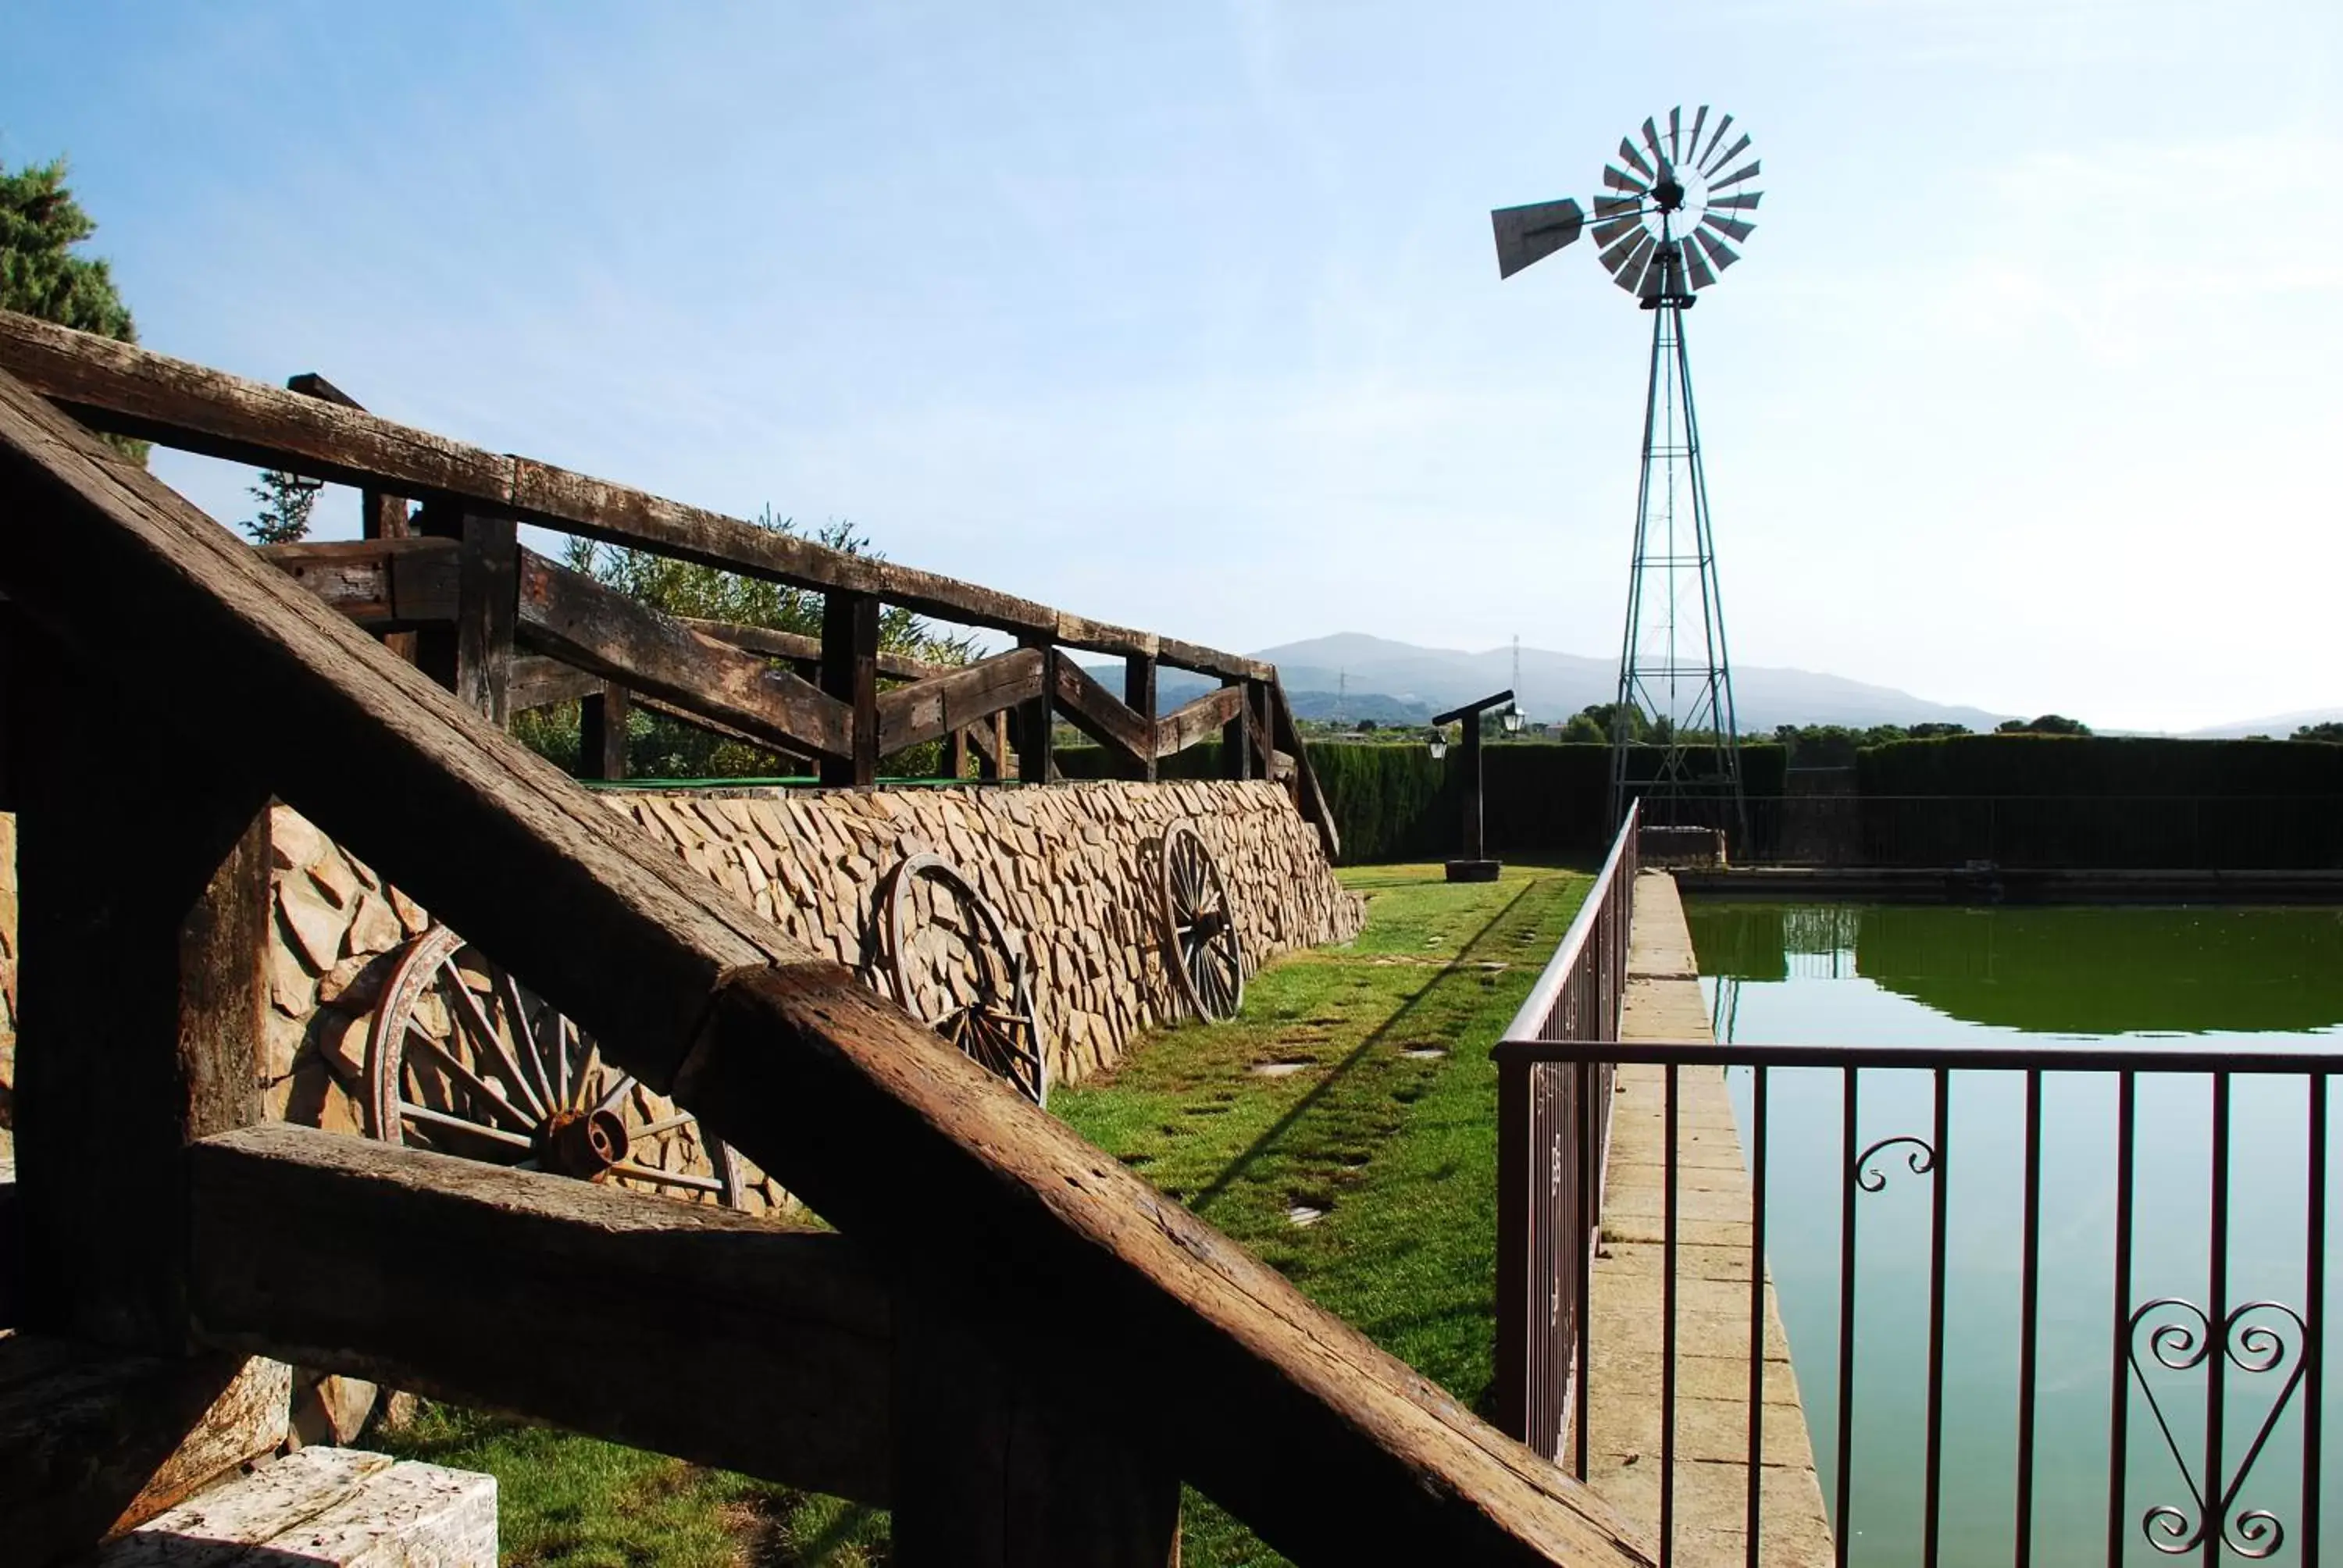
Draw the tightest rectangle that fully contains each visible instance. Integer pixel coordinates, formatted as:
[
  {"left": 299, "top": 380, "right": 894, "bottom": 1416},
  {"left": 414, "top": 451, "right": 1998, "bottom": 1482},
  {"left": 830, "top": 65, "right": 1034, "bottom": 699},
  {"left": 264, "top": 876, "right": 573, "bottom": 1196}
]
[
  {"left": 2292, "top": 722, "right": 2343, "bottom": 743},
  {"left": 1, "top": 158, "right": 146, "bottom": 463},
  {"left": 1995, "top": 714, "right": 2092, "bottom": 736},
  {"left": 241, "top": 469, "right": 318, "bottom": 545}
]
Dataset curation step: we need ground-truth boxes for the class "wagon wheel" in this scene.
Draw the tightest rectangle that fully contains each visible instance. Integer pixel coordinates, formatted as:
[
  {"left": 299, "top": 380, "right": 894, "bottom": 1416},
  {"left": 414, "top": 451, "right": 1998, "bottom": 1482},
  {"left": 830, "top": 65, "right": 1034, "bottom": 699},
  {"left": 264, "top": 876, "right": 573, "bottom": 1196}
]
[
  {"left": 363, "top": 925, "right": 744, "bottom": 1206},
  {"left": 1158, "top": 820, "right": 1244, "bottom": 1021},
  {"left": 879, "top": 852, "right": 1047, "bottom": 1107}
]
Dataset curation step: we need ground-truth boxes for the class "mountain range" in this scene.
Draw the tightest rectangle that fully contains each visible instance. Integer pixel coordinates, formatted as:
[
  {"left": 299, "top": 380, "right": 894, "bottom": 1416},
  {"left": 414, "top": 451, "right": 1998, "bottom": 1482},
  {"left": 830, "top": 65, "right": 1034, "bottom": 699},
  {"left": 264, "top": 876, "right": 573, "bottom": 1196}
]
[{"left": 1107, "top": 633, "right": 2011, "bottom": 732}]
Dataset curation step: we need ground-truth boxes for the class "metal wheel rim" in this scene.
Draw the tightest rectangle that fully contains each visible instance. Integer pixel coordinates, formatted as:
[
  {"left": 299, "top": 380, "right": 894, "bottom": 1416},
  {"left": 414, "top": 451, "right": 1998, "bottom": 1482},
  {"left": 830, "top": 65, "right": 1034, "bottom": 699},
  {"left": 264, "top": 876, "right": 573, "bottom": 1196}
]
[
  {"left": 362, "top": 925, "right": 743, "bottom": 1206},
  {"left": 1158, "top": 820, "right": 1244, "bottom": 1022},
  {"left": 880, "top": 851, "right": 1047, "bottom": 1107}
]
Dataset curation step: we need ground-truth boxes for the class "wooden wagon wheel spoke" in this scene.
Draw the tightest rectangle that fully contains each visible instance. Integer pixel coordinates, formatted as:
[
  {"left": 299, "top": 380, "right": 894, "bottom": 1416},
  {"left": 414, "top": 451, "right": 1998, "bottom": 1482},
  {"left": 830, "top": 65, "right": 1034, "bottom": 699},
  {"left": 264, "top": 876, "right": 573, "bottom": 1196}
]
[
  {"left": 1157, "top": 820, "right": 1245, "bottom": 1023},
  {"left": 879, "top": 851, "right": 1048, "bottom": 1107},
  {"left": 364, "top": 927, "right": 745, "bottom": 1207}
]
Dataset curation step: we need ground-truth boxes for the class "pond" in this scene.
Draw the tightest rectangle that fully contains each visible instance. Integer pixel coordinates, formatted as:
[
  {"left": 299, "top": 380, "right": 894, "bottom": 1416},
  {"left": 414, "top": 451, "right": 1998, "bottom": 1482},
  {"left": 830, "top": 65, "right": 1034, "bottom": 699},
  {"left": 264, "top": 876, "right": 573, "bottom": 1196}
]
[{"left": 1684, "top": 902, "right": 2343, "bottom": 1567}]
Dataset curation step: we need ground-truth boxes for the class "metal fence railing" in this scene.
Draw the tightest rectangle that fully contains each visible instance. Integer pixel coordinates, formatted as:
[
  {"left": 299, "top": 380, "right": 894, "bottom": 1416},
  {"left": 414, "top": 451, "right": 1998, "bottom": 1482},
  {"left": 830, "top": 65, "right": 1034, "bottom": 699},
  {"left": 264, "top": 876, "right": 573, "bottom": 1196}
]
[
  {"left": 1492, "top": 800, "right": 1637, "bottom": 1463},
  {"left": 1492, "top": 1032, "right": 2337, "bottom": 1568}
]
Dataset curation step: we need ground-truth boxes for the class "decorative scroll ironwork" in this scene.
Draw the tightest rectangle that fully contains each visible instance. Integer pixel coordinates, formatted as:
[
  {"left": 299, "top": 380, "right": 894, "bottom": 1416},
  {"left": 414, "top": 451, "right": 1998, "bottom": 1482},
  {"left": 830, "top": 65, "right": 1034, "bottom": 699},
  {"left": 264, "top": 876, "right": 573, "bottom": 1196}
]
[
  {"left": 2129, "top": 1298, "right": 2309, "bottom": 1559},
  {"left": 1853, "top": 1134, "right": 1936, "bottom": 1192}
]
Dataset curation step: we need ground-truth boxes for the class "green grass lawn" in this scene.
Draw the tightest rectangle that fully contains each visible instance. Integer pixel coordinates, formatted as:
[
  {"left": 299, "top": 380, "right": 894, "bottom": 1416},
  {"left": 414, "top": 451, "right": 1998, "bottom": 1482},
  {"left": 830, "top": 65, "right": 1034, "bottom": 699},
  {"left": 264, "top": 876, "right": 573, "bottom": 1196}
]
[
  {"left": 373, "top": 859, "right": 1584, "bottom": 1566},
  {"left": 1050, "top": 859, "right": 1588, "bottom": 1566}
]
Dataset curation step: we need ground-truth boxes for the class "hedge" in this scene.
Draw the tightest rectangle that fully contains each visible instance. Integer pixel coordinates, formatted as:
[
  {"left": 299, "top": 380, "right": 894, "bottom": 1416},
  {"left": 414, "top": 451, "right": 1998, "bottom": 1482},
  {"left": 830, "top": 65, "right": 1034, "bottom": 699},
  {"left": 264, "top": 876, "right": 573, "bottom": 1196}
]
[{"left": 1857, "top": 734, "right": 2343, "bottom": 798}]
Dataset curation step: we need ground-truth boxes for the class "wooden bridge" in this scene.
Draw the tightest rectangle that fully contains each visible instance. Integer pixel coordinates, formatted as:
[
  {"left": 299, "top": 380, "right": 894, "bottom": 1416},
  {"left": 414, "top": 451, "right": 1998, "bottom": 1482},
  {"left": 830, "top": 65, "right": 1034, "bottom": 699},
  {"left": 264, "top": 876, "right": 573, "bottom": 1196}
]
[{"left": 0, "top": 312, "right": 1653, "bottom": 1565}]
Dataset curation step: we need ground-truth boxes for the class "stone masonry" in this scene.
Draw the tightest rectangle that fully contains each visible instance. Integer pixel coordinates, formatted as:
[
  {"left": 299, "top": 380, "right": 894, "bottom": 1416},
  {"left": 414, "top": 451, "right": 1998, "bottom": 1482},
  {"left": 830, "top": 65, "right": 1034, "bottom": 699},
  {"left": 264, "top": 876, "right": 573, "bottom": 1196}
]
[{"left": 0, "top": 780, "right": 1360, "bottom": 1165}]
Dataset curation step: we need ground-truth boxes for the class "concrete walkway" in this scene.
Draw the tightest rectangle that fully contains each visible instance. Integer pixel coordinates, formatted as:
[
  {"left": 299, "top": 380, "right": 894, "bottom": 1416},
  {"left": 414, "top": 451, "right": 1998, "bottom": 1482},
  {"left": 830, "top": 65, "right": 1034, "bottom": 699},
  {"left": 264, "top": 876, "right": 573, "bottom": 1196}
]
[{"left": 1566, "top": 871, "right": 1835, "bottom": 1566}]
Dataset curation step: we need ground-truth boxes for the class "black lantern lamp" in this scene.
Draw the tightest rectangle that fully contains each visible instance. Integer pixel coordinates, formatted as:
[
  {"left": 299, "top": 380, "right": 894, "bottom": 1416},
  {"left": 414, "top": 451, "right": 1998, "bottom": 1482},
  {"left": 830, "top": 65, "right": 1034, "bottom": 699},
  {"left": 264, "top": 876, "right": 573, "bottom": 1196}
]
[
  {"left": 1500, "top": 703, "right": 1525, "bottom": 735},
  {"left": 1430, "top": 688, "right": 1514, "bottom": 882},
  {"left": 1426, "top": 727, "right": 1449, "bottom": 761}
]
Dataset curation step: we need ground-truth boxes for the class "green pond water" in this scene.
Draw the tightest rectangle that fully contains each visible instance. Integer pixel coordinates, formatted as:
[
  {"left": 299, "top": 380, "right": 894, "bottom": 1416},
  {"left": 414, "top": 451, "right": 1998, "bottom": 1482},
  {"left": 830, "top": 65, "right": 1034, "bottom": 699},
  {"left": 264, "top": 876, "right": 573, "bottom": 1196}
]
[{"left": 1683, "top": 902, "right": 2343, "bottom": 1566}]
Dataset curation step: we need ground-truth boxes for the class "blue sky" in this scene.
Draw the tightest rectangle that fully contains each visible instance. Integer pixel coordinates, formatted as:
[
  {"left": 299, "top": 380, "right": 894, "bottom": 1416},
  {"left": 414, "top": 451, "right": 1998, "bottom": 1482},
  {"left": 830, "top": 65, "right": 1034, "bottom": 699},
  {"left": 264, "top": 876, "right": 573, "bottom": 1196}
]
[{"left": 5, "top": 2, "right": 2337, "bottom": 731}]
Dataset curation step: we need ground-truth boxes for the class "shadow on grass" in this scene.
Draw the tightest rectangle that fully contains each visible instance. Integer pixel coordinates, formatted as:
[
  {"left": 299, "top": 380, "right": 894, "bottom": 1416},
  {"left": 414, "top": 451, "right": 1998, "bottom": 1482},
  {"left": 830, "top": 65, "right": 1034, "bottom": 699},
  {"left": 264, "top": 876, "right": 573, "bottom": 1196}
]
[{"left": 1187, "top": 876, "right": 1546, "bottom": 1212}]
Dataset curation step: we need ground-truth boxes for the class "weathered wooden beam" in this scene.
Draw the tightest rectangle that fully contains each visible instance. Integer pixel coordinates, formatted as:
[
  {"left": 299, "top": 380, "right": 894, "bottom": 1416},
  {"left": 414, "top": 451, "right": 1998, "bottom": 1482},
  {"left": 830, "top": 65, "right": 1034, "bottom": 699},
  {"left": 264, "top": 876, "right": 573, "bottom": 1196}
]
[
  {"left": 1218, "top": 678, "right": 1252, "bottom": 780},
  {"left": 1267, "top": 678, "right": 1339, "bottom": 861},
  {"left": 579, "top": 684, "right": 630, "bottom": 780},
  {"left": 1015, "top": 637, "right": 1054, "bottom": 786},
  {"left": 0, "top": 311, "right": 1273, "bottom": 681},
  {"left": 632, "top": 693, "right": 815, "bottom": 769},
  {"left": 505, "top": 654, "right": 604, "bottom": 715},
  {"left": 258, "top": 536, "right": 459, "bottom": 628},
  {"left": 186, "top": 1122, "right": 891, "bottom": 1504},
  {"left": 872, "top": 648, "right": 1045, "bottom": 759},
  {"left": 1125, "top": 654, "right": 1157, "bottom": 783},
  {"left": 286, "top": 372, "right": 410, "bottom": 544},
  {"left": 0, "top": 365, "right": 1653, "bottom": 1568},
  {"left": 686, "top": 618, "right": 943, "bottom": 682},
  {"left": 1053, "top": 657, "right": 1151, "bottom": 775},
  {"left": 1154, "top": 684, "right": 1246, "bottom": 760},
  {"left": 0, "top": 1335, "right": 291, "bottom": 1566},
  {"left": 513, "top": 547, "right": 851, "bottom": 761},
  {"left": 821, "top": 590, "right": 879, "bottom": 788},
  {"left": 412, "top": 505, "right": 515, "bottom": 725}
]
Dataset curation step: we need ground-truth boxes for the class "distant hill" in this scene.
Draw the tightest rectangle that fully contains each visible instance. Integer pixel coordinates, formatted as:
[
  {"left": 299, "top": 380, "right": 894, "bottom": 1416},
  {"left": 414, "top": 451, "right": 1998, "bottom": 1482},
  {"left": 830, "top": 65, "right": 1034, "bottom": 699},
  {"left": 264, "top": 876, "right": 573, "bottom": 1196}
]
[
  {"left": 2183, "top": 707, "right": 2343, "bottom": 739},
  {"left": 1110, "top": 633, "right": 2007, "bottom": 733}
]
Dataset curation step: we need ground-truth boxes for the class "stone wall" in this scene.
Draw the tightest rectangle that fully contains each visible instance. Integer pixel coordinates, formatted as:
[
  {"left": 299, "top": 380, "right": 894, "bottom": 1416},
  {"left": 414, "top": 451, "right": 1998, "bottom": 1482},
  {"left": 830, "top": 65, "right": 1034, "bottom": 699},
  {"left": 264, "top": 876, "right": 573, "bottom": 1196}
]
[{"left": 0, "top": 779, "right": 1359, "bottom": 1167}]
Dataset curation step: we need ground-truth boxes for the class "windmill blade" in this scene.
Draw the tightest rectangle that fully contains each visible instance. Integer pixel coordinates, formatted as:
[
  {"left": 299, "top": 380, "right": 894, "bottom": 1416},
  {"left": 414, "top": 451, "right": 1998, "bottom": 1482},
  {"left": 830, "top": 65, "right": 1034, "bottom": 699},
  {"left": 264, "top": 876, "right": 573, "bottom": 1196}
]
[
  {"left": 1699, "top": 212, "right": 1755, "bottom": 244},
  {"left": 1667, "top": 106, "right": 1683, "bottom": 164},
  {"left": 1617, "top": 137, "right": 1653, "bottom": 180},
  {"left": 1641, "top": 116, "right": 1668, "bottom": 172},
  {"left": 1710, "top": 159, "right": 1761, "bottom": 191},
  {"left": 1598, "top": 222, "right": 1648, "bottom": 276},
  {"left": 1708, "top": 189, "right": 1763, "bottom": 212},
  {"left": 1616, "top": 233, "right": 1658, "bottom": 294},
  {"left": 1694, "top": 230, "right": 1741, "bottom": 272},
  {"left": 1490, "top": 198, "right": 1585, "bottom": 279},
  {"left": 1590, "top": 212, "right": 1645, "bottom": 247},
  {"left": 1603, "top": 163, "right": 1649, "bottom": 194},
  {"left": 1686, "top": 105, "right": 1710, "bottom": 169},
  {"left": 1699, "top": 112, "right": 1735, "bottom": 169},
  {"left": 1683, "top": 239, "right": 1718, "bottom": 290},
  {"left": 1592, "top": 194, "right": 1642, "bottom": 220},
  {"left": 1702, "top": 132, "right": 1753, "bottom": 177}
]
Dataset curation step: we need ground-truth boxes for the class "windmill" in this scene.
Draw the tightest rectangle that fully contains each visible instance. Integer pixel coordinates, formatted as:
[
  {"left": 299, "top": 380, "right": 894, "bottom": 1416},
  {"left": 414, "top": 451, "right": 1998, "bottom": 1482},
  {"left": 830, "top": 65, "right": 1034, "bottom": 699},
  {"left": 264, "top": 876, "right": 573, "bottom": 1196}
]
[{"left": 1492, "top": 106, "right": 1761, "bottom": 843}]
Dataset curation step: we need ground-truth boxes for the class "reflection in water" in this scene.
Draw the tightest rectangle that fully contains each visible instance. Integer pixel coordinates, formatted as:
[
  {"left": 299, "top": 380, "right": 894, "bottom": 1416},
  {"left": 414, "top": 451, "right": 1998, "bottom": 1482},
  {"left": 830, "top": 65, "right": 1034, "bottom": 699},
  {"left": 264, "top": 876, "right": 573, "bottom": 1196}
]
[
  {"left": 1691, "top": 902, "right": 2343, "bottom": 1035},
  {"left": 1676, "top": 901, "right": 2343, "bottom": 1567}
]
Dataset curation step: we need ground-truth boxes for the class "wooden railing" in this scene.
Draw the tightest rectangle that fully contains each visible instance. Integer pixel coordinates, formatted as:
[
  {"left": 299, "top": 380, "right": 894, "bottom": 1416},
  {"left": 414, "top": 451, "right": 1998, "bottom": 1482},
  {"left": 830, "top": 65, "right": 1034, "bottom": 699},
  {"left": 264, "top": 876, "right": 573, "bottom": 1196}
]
[
  {"left": 0, "top": 308, "right": 1336, "bottom": 855},
  {"left": 1492, "top": 802, "right": 1639, "bottom": 1468},
  {"left": 0, "top": 333, "right": 1649, "bottom": 1564}
]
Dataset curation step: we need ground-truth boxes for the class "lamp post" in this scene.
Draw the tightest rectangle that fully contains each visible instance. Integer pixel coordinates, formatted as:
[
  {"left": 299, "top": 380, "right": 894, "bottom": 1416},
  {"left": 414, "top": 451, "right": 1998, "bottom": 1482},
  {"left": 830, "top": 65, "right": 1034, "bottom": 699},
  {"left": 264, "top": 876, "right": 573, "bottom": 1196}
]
[{"left": 1431, "top": 688, "right": 1514, "bottom": 882}]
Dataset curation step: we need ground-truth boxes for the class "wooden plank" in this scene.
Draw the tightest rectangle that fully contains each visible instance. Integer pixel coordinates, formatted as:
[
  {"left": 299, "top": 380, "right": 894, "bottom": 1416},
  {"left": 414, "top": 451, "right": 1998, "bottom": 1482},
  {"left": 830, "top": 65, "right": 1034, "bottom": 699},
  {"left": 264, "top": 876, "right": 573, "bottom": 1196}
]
[
  {"left": 0, "top": 362, "right": 1654, "bottom": 1568},
  {"left": 286, "top": 372, "right": 411, "bottom": 544},
  {"left": 633, "top": 692, "right": 814, "bottom": 768},
  {"left": 580, "top": 684, "right": 630, "bottom": 780},
  {"left": 0, "top": 1335, "right": 290, "bottom": 1565},
  {"left": 186, "top": 1122, "right": 891, "bottom": 1504},
  {"left": 1267, "top": 678, "right": 1340, "bottom": 862},
  {"left": 0, "top": 311, "right": 1273, "bottom": 680},
  {"left": 891, "top": 1295, "right": 1179, "bottom": 1566},
  {"left": 6, "top": 613, "right": 272, "bottom": 1349},
  {"left": 258, "top": 536, "right": 459, "bottom": 627},
  {"left": 513, "top": 547, "right": 851, "bottom": 761},
  {"left": 507, "top": 655, "right": 604, "bottom": 715},
  {"left": 411, "top": 506, "right": 515, "bottom": 725},
  {"left": 872, "top": 648, "right": 1045, "bottom": 758},
  {"left": 687, "top": 618, "right": 943, "bottom": 682},
  {"left": 1125, "top": 654, "right": 1157, "bottom": 784},
  {"left": 1154, "top": 684, "right": 1245, "bottom": 760},
  {"left": 1052, "top": 657, "right": 1151, "bottom": 774},
  {"left": 820, "top": 591, "right": 879, "bottom": 787},
  {"left": 1015, "top": 637, "right": 1054, "bottom": 786}
]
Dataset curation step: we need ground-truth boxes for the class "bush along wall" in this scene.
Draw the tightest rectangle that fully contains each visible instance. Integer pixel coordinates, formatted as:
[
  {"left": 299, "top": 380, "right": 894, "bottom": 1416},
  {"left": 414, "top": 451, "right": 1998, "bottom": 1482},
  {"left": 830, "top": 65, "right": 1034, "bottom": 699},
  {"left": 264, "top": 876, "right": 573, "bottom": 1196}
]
[
  {"left": 1057, "top": 741, "right": 1787, "bottom": 864},
  {"left": 1852, "top": 736, "right": 2343, "bottom": 868}
]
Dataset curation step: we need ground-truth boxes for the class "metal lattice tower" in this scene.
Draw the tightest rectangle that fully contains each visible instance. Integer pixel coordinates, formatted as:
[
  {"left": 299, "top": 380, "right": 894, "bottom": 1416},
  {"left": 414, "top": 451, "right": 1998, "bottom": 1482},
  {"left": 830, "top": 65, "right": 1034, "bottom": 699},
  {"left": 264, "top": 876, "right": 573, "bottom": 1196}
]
[{"left": 1491, "top": 105, "right": 1762, "bottom": 843}]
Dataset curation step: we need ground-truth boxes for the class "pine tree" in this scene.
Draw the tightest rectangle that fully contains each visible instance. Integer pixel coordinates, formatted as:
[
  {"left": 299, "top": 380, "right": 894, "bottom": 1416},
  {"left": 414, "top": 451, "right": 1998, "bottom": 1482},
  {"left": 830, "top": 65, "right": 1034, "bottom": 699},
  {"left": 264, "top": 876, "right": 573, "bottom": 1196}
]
[
  {"left": 241, "top": 469, "right": 318, "bottom": 545},
  {"left": 1, "top": 158, "right": 146, "bottom": 463}
]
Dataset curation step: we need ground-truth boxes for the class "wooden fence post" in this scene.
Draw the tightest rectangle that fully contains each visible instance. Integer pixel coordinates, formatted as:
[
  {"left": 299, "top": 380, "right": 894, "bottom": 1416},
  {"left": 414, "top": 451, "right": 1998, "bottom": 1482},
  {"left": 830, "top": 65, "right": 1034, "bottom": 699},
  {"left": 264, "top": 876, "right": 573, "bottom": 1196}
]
[
  {"left": 1017, "top": 637, "right": 1055, "bottom": 785},
  {"left": 285, "top": 373, "right": 412, "bottom": 657},
  {"left": 0, "top": 607, "right": 291, "bottom": 1554},
  {"left": 820, "top": 591, "right": 879, "bottom": 787},
  {"left": 1125, "top": 654, "right": 1157, "bottom": 783},
  {"left": 412, "top": 504, "right": 515, "bottom": 725},
  {"left": 579, "top": 684, "right": 631, "bottom": 781},
  {"left": 1219, "top": 677, "right": 1250, "bottom": 780},
  {"left": 891, "top": 1297, "right": 1180, "bottom": 1567}
]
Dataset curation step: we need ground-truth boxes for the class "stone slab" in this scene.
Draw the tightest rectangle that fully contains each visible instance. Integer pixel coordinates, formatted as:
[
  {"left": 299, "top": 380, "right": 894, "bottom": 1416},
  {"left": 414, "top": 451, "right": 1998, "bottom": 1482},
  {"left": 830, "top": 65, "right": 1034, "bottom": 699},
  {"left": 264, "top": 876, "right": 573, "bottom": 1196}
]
[{"left": 98, "top": 1445, "right": 496, "bottom": 1566}]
